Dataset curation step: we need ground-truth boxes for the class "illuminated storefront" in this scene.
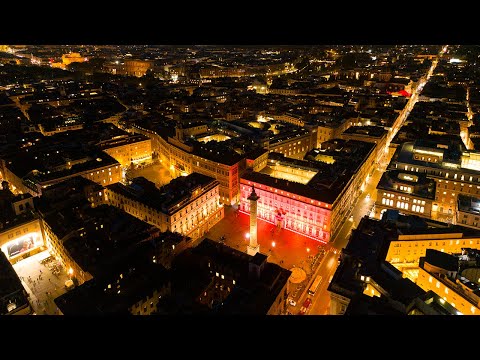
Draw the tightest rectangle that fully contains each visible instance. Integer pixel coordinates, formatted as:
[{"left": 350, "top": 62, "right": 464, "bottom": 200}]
[
  {"left": 239, "top": 180, "right": 331, "bottom": 243},
  {"left": 0, "top": 219, "right": 44, "bottom": 264}
]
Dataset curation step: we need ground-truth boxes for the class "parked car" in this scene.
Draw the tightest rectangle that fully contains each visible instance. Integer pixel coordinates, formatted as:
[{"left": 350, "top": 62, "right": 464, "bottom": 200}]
[{"left": 288, "top": 298, "right": 297, "bottom": 306}]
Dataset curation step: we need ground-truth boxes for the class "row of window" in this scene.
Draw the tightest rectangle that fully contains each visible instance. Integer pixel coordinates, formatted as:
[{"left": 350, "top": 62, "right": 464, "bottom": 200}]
[
  {"left": 242, "top": 188, "right": 330, "bottom": 211},
  {"left": 381, "top": 198, "right": 425, "bottom": 213},
  {"left": 399, "top": 163, "right": 479, "bottom": 183}
]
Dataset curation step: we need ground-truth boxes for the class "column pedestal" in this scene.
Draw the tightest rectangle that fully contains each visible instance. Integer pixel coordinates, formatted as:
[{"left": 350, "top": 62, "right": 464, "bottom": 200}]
[{"left": 247, "top": 244, "right": 260, "bottom": 256}]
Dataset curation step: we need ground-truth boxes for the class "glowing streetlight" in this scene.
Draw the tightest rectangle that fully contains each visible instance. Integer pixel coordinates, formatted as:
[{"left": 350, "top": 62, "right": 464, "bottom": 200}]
[
  {"left": 306, "top": 248, "right": 310, "bottom": 253},
  {"left": 245, "top": 232, "right": 250, "bottom": 239},
  {"left": 272, "top": 241, "right": 276, "bottom": 248}
]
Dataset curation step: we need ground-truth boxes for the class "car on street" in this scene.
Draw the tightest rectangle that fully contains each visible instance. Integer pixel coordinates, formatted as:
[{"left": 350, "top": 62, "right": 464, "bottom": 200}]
[
  {"left": 298, "top": 298, "right": 312, "bottom": 315},
  {"left": 288, "top": 299, "right": 297, "bottom": 306}
]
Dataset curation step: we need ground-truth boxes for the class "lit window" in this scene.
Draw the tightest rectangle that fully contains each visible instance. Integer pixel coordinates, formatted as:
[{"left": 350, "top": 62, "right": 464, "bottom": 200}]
[
  {"left": 216, "top": 272, "right": 219, "bottom": 277},
  {"left": 436, "top": 281, "right": 440, "bottom": 288},
  {"left": 233, "top": 279, "right": 236, "bottom": 285},
  {"left": 429, "top": 276, "right": 432, "bottom": 283},
  {"left": 445, "top": 288, "right": 449, "bottom": 294},
  {"left": 221, "top": 275, "right": 225, "bottom": 279}
]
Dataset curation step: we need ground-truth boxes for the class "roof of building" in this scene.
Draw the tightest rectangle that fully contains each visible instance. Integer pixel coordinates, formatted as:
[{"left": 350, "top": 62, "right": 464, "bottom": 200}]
[
  {"left": 423, "top": 249, "right": 459, "bottom": 272},
  {"left": 377, "top": 169, "right": 436, "bottom": 200},
  {"left": 243, "top": 140, "right": 375, "bottom": 205},
  {"left": 457, "top": 194, "right": 480, "bottom": 215},
  {"left": 328, "top": 215, "right": 428, "bottom": 315},
  {"left": 171, "top": 239, "right": 291, "bottom": 314},
  {"left": 106, "top": 173, "right": 218, "bottom": 215},
  {"left": 97, "top": 134, "right": 150, "bottom": 150},
  {"left": 406, "top": 290, "right": 459, "bottom": 315},
  {"left": 0, "top": 251, "right": 29, "bottom": 315},
  {"left": 245, "top": 147, "right": 269, "bottom": 161},
  {"left": 392, "top": 140, "right": 478, "bottom": 174},
  {"left": 344, "top": 294, "right": 405, "bottom": 315},
  {"left": 54, "top": 260, "right": 169, "bottom": 315},
  {"left": 342, "top": 125, "right": 388, "bottom": 139}
]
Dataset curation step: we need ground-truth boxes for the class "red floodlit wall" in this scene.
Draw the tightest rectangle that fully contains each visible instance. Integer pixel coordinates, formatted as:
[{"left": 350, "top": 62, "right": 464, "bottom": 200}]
[{"left": 239, "top": 179, "right": 331, "bottom": 243}]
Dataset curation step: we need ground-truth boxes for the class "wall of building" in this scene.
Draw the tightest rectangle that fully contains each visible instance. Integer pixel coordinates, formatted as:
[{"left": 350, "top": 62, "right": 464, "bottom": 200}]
[
  {"left": 392, "top": 159, "right": 480, "bottom": 223},
  {"left": 105, "top": 182, "right": 223, "bottom": 242},
  {"left": 102, "top": 139, "right": 152, "bottom": 167},
  {"left": 268, "top": 133, "right": 313, "bottom": 157},
  {"left": 128, "top": 286, "right": 170, "bottom": 315},
  {"left": 0, "top": 218, "right": 43, "bottom": 264},
  {"left": 41, "top": 221, "right": 93, "bottom": 285},
  {"left": 329, "top": 291, "right": 351, "bottom": 315},
  {"left": 239, "top": 180, "right": 331, "bottom": 242},
  {"left": 374, "top": 190, "right": 433, "bottom": 220},
  {"left": 416, "top": 267, "right": 479, "bottom": 315},
  {"left": 80, "top": 164, "right": 122, "bottom": 188},
  {"left": 266, "top": 281, "right": 289, "bottom": 315},
  {"left": 132, "top": 124, "right": 240, "bottom": 205},
  {"left": 386, "top": 233, "right": 480, "bottom": 264},
  {"left": 457, "top": 210, "right": 480, "bottom": 229}
]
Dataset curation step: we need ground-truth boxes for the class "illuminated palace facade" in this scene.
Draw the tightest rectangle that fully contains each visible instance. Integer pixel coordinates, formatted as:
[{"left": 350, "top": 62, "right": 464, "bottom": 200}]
[
  {"left": 132, "top": 123, "right": 241, "bottom": 205},
  {"left": 239, "top": 139, "right": 377, "bottom": 243},
  {"left": 98, "top": 134, "right": 152, "bottom": 167},
  {"left": 380, "top": 139, "right": 480, "bottom": 226},
  {"left": 239, "top": 173, "right": 332, "bottom": 243}
]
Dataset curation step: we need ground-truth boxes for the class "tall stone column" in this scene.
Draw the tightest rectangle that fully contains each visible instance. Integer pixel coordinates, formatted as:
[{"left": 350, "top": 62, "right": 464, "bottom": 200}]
[{"left": 247, "top": 185, "right": 260, "bottom": 256}]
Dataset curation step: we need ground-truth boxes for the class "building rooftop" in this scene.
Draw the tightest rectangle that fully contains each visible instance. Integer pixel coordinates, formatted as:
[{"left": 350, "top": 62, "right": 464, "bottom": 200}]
[
  {"left": 245, "top": 147, "right": 269, "bottom": 161},
  {"left": 54, "top": 257, "right": 169, "bottom": 315},
  {"left": 97, "top": 133, "right": 150, "bottom": 150},
  {"left": 243, "top": 139, "right": 375, "bottom": 205},
  {"left": 328, "top": 213, "right": 444, "bottom": 315},
  {"left": 171, "top": 238, "right": 291, "bottom": 314},
  {"left": 342, "top": 125, "right": 388, "bottom": 139},
  {"left": 62, "top": 205, "right": 159, "bottom": 278},
  {"left": 377, "top": 169, "right": 436, "bottom": 200},
  {"left": 0, "top": 251, "right": 30, "bottom": 315},
  {"left": 107, "top": 173, "right": 218, "bottom": 215},
  {"left": 423, "top": 249, "right": 458, "bottom": 272},
  {"left": 457, "top": 194, "right": 480, "bottom": 215},
  {"left": 391, "top": 140, "right": 476, "bottom": 174}
]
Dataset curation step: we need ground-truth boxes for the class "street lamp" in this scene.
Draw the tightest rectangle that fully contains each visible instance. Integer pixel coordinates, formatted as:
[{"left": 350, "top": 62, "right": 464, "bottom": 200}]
[
  {"left": 272, "top": 241, "right": 276, "bottom": 248},
  {"left": 306, "top": 247, "right": 310, "bottom": 253},
  {"left": 68, "top": 267, "right": 74, "bottom": 278},
  {"left": 245, "top": 232, "right": 250, "bottom": 241}
]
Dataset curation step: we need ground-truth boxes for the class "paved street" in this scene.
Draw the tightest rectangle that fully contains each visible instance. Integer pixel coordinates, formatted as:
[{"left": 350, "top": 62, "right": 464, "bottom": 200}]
[
  {"left": 301, "top": 53, "right": 443, "bottom": 315},
  {"left": 13, "top": 250, "right": 71, "bottom": 315}
]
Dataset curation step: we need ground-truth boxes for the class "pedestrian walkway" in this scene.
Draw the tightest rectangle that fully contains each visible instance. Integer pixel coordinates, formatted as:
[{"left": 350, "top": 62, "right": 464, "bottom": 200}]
[{"left": 13, "top": 250, "right": 70, "bottom": 315}]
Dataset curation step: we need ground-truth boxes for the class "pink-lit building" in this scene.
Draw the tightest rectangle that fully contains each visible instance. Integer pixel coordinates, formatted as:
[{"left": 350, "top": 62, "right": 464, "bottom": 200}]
[
  {"left": 239, "top": 139, "right": 378, "bottom": 243},
  {"left": 239, "top": 175, "right": 332, "bottom": 243}
]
